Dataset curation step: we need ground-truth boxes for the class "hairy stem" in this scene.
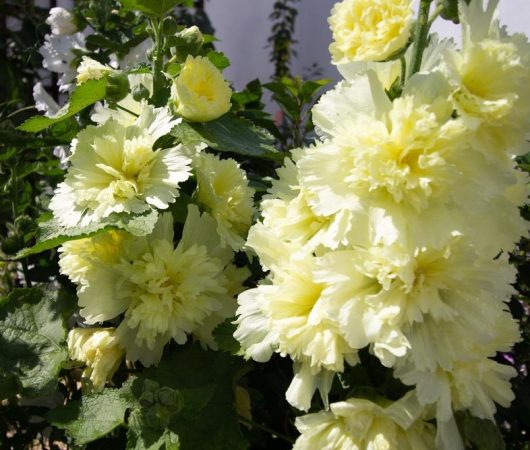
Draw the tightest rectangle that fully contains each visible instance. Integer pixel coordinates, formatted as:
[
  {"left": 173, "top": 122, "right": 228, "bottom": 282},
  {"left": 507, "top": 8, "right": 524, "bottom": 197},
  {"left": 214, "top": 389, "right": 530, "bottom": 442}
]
[
  {"left": 150, "top": 18, "right": 165, "bottom": 105},
  {"left": 408, "top": 0, "right": 434, "bottom": 79}
]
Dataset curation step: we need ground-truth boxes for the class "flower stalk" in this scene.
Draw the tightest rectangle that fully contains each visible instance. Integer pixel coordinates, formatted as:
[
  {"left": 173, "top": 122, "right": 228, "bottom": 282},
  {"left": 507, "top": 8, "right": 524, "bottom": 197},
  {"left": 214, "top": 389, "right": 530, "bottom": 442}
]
[{"left": 408, "top": 0, "right": 434, "bottom": 78}]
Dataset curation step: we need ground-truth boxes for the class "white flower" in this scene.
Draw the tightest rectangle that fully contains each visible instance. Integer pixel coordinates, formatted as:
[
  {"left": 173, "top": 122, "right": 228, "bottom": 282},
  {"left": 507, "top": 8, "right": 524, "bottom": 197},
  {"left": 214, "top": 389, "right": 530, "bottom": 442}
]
[
  {"left": 39, "top": 29, "right": 91, "bottom": 92},
  {"left": 68, "top": 328, "right": 124, "bottom": 391},
  {"left": 46, "top": 7, "right": 77, "bottom": 35},
  {"left": 118, "top": 38, "right": 154, "bottom": 69},
  {"left": 50, "top": 104, "right": 194, "bottom": 227},
  {"left": 194, "top": 152, "right": 255, "bottom": 250},
  {"left": 33, "top": 82, "right": 60, "bottom": 117}
]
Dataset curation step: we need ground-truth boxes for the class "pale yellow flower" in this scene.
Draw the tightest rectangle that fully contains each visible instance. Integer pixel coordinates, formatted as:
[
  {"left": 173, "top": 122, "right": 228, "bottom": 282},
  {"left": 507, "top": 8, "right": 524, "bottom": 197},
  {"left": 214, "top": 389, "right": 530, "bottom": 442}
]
[
  {"left": 194, "top": 152, "right": 254, "bottom": 250},
  {"left": 59, "top": 230, "right": 130, "bottom": 284},
  {"left": 67, "top": 328, "right": 124, "bottom": 391},
  {"left": 328, "top": 0, "right": 414, "bottom": 64},
  {"left": 293, "top": 394, "right": 436, "bottom": 450},
  {"left": 68, "top": 208, "right": 247, "bottom": 367},
  {"left": 50, "top": 104, "right": 193, "bottom": 227},
  {"left": 76, "top": 56, "right": 114, "bottom": 84},
  {"left": 171, "top": 55, "right": 232, "bottom": 122},
  {"left": 445, "top": 0, "right": 530, "bottom": 157}
]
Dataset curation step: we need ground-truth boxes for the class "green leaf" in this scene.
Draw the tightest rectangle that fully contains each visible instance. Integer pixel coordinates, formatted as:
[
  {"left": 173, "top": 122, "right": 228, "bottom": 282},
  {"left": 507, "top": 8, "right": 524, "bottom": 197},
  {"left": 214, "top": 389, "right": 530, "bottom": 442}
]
[
  {"left": 213, "top": 320, "right": 241, "bottom": 355},
  {"left": 127, "top": 422, "right": 180, "bottom": 450},
  {"left": 0, "top": 288, "right": 74, "bottom": 397},
  {"left": 206, "top": 51, "right": 230, "bottom": 71},
  {"left": 131, "top": 345, "right": 249, "bottom": 450},
  {"left": 437, "top": 0, "right": 471, "bottom": 23},
  {"left": 47, "top": 387, "right": 131, "bottom": 445},
  {"left": 455, "top": 411, "right": 506, "bottom": 450},
  {"left": 171, "top": 114, "right": 281, "bottom": 161},
  {"left": 120, "top": 0, "right": 185, "bottom": 17},
  {"left": 17, "top": 79, "right": 108, "bottom": 133},
  {"left": 15, "top": 209, "right": 159, "bottom": 259}
]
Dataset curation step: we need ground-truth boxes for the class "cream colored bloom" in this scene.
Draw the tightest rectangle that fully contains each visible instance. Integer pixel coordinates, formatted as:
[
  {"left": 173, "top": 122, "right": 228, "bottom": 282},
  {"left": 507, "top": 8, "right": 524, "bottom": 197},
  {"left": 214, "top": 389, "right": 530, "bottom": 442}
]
[
  {"left": 67, "top": 328, "right": 124, "bottom": 391},
  {"left": 171, "top": 55, "right": 232, "bottom": 122},
  {"left": 194, "top": 152, "right": 255, "bottom": 250},
  {"left": 444, "top": 0, "right": 530, "bottom": 157},
  {"left": 329, "top": 0, "right": 414, "bottom": 64},
  {"left": 235, "top": 245, "right": 358, "bottom": 410},
  {"left": 313, "top": 236, "right": 517, "bottom": 368},
  {"left": 293, "top": 394, "right": 436, "bottom": 450},
  {"left": 59, "top": 230, "right": 130, "bottom": 284},
  {"left": 77, "top": 56, "right": 114, "bottom": 84},
  {"left": 50, "top": 104, "right": 194, "bottom": 227},
  {"left": 70, "top": 207, "right": 247, "bottom": 367},
  {"left": 46, "top": 7, "right": 77, "bottom": 36},
  {"left": 300, "top": 73, "right": 473, "bottom": 250},
  {"left": 259, "top": 153, "right": 363, "bottom": 253}
]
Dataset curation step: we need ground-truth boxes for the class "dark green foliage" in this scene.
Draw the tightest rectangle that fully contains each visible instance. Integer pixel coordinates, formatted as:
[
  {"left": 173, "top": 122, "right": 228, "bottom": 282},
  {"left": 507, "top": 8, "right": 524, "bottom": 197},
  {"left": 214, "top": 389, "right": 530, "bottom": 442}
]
[
  {"left": 264, "top": 76, "right": 330, "bottom": 149},
  {"left": 0, "top": 288, "right": 75, "bottom": 397},
  {"left": 267, "top": 0, "right": 300, "bottom": 78},
  {"left": 171, "top": 114, "right": 281, "bottom": 161}
]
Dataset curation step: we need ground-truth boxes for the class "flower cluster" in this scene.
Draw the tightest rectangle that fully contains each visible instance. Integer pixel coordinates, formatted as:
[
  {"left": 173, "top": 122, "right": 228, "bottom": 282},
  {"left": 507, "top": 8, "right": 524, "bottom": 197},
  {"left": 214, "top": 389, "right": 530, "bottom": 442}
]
[
  {"left": 61, "top": 207, "right": 250, "bottom": 367},
  {"left": 55, "top": 96, "right": 254, "bottom": 378},
  {"left": 235, "top": 0, "right": 528, "bottom": 447},
  {"left": 36, "top": 7, "right": 255, "bottom": 390}
]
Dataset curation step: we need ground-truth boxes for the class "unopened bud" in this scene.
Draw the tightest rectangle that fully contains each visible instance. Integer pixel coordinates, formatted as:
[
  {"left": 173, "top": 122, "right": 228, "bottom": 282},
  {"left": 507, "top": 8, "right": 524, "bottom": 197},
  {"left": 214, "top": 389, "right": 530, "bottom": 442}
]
[{"left": 106, "top": 71, "right": 130, "bottom": 103}]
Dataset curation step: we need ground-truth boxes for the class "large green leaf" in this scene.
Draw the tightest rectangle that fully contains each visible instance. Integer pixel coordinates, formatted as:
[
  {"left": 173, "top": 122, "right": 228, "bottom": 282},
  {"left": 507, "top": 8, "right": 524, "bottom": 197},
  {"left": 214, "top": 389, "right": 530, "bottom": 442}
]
[
  {"left": 17, "top": 79, "right": 107, "bottom": 133},
  {"left": 171, "top": 114, "right": 281, "bottom": 161},
  {"left": 15, "top": 209, "right": 159, "bottom": 259},
  {"left": 47, "top": 386, "right": 132, "bottom": 444},
  {"left": 456, "top": 411, "right": 506, "bottom": 450},
  {"left": 0, "top": 288, "right": 75, "bottom": 397},
  {"left": 132, "top": 345, "right": 249, "bottom": 450},
  {"left": 120, "top": 0, "right": 185, "bottom": 17},
  {"left": 47, "top": 346, "right": 249, "bottom": 447}
]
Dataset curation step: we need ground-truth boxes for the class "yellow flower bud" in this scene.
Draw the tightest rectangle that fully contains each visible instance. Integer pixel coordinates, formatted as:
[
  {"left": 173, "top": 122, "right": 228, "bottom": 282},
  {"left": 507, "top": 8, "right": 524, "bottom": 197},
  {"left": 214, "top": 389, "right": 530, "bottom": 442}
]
[
  {"left": 171, "top": 55, "right": 232, "bottom": 122},
  {"left": 68, "top": 328, "right": 124, "bottom": 391}
]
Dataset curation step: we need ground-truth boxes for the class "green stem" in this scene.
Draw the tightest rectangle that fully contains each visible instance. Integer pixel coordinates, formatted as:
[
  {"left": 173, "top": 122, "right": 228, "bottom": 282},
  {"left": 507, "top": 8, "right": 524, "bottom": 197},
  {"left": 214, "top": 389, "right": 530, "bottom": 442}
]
[
  {"left": 114, "top": 103, "right": 139, "bottom": 117},
  {"left": 428, "top": 3, "right": 445, "bottom": 29},
  {"left": 238, "top": 416, "right": 295, "bottom": 444},
  {"left": 22, "top": 258, "right": 32, "bottom": 288},
  {"left": 150, "top": 18, "right": 165, "bottom": 105},
  {"left": 407, "top": 0, "right": 434, "bottom": 79},
  {"left": 400, "top": 55, "right": 407, "bottom": 87}
]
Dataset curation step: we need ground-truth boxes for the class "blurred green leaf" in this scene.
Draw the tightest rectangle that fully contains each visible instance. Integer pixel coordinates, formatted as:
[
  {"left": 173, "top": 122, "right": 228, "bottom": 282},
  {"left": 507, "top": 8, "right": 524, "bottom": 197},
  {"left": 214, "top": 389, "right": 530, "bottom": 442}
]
[{"left": 120, "top": 0, "right": 185, "bottom": 17}]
